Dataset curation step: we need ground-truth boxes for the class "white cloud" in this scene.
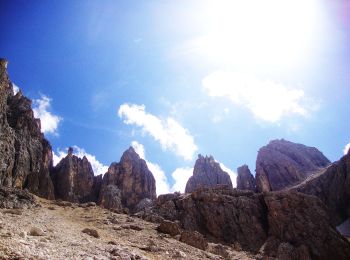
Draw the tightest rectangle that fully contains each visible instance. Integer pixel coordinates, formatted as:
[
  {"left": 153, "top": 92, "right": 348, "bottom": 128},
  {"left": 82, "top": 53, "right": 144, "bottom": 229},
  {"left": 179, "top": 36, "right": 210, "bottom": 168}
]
[
  {"left": 12, "top": 83, "right": 20, "bottom": 95},
  {"left": 170, "top": 167, "right": 193, "bottom": 193},
  {"left": 119, "top": 104, "right": 197, "bottom": 160},
  {"left": 33, "top": 95, "right": 62, "bottom": 135},
  {"left": 52, "top": 149, "right": 66, "bottom": 166},
  {"left": 344, "top": 143, "right": 350, "bottom": 155},
  {"left": 219, "top": 162, "right": 237, "bottom": 188},
  {"left": 202, "top": 71, "right": 310, "bottom": 122},
  {"left": 131, "top": 141, "right": 170, "bottom": 195},
  {"left": 131, "top": 140, "right": 145, "bottom": 159},
  {"left": 53, "top": 146, "right": 108, "bottom": 176}
]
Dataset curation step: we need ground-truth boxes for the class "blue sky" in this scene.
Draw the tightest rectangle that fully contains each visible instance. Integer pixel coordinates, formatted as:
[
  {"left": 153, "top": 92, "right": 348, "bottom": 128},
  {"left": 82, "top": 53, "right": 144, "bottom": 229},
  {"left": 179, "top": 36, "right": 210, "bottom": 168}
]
[{"left": 1, "top": 0, "right": 350, "bottom": 194}]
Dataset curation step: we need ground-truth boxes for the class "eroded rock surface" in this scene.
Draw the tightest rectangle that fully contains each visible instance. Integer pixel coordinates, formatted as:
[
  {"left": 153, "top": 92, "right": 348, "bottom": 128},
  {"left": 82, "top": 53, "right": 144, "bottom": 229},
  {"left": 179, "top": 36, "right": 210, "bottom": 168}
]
[
  {"left": 0, "top": 58, "right": 54, "bottom": 199},
  {"left": 256, "top": 139, "right": 330, "bottom": 192},
  {"left": 0, "top": 186, "right": 38, "bottom": 209},
  {"left": 263, "top": 191, "right": 350, "bottom": 260},
  {"left": 99, "top": 147, "right": 156, "bottom": 212},
  {"left": 153, "top": 187, "right": 267, "bottom": 252},
  {"left": 51, "top": 148, "right": 95, "bottom": 203},
  {"left": 185, "top": 155, "right": 233, "bottom": 193},
  {"left": 236, "top": 165, "right": 256, "bottom": 191},
  {"left": 150, "top": 187, "right": 350, "bottom": 259},
  {"left": 292, "top": 151, "right": 350, "bottom": 226}
]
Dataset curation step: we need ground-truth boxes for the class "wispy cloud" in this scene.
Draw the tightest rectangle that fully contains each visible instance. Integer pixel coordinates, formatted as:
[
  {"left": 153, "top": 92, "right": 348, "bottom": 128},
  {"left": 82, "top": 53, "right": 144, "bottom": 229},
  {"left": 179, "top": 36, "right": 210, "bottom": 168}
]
[
  {"left": 344, "top": 143, "right": 350, "bottom": 155},
  {"left": 118, "top": 104, "right": 197, "bottom": 161},
  {"left": 202, "top": 71, "right": 312, "bottom": 122},
  {"left": 53, "top": 145, "right": 108, "bottom": 176},
  {"left": 33, "top": 95, "right": 62, "bottom": 135},
  {"left": 131, "top": 141, "right": 170, "bottom": 195}
]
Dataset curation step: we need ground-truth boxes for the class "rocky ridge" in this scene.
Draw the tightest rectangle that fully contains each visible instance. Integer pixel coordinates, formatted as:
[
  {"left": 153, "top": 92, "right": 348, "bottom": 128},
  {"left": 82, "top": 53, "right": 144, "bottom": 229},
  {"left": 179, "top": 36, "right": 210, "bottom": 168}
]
[
  {"left": 255, "top": 139, "right": 330, "bottom": 192},
  {"left": 145, "top": 186, "right": 350, "bottom": 259},
  {"left": 291, "top": 150, "right": 350, "bottom": 226},
  {"left": 185, "top": 155, "right": 233, "bottom": 193}
]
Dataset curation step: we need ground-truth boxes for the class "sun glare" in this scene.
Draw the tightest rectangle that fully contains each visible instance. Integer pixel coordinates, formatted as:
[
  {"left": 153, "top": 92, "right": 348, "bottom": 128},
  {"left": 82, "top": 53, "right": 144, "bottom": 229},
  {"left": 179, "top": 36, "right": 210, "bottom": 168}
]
[{"left": 192, "top": 0, "right": 323, "bottom": 69}]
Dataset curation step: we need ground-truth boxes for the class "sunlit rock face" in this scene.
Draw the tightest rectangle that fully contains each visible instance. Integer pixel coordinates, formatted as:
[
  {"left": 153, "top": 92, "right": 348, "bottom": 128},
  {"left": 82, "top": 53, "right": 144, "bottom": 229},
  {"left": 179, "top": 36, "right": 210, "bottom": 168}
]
[
  {"left": 0, "top": 58, "right": 54, "bottom": 199},
  {"left": 98, "top": 147, "right": 156, "bottom": 212},
  {"left": 185, "top": 154, "right": 233, "bottom": 193},
  {"left": 236, "top": 165, "right": 256, "bottom": 191},
  {"left": 255, "top": 139, "right": 330, "bottom": 192},
  {"left": 51, "top": 149, "right": 95, "bottom": 203}
]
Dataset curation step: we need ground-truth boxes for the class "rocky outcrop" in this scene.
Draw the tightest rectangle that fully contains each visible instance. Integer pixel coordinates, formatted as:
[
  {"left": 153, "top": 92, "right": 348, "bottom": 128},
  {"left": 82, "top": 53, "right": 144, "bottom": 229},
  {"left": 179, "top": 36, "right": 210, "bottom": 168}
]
[
  {"left": 256, "top": 139, "right": 330, "bottom": 192},
  {"left": 292, "top": 151, "right": 350, "bottom": 226},
  {"left": 98, "top": 147, "right": 156, "bottom": 212},
  {"left": 51, "top": 148, "right": 95, "bottom": 203},
  {"left": 0, "top": 58, "right": 54, "bottom": 199},
  {"left": 236, "top": 165, "right": 256, "bottom": 191},
  {"left": 185, "top": 155, "right": 233, "bottom": 193},
  {"left": 150, "top": 187, "right": 350, "bottom": 259},
  {"left": 263, "top": 191, "right": 350, "bottom": 260},
  {"left": 154, "top": 187, "right": 268, "bottom": 252},
  {"left": 0, "top": 186, "right": 38, "bottom": 209}
]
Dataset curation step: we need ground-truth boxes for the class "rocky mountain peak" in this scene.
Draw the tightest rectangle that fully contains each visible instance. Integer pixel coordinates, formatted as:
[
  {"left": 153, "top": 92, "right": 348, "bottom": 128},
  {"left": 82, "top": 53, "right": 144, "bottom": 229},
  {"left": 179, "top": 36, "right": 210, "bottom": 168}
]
[
  {"left": 67, "top": 147, "right": 73, "bottom": 157},
  {"left": 98, "top": 147, "right": 156, "bottom": 212},
  {"left": 50, "top": 149, "right": 95, "bottom": 203},
  {"left": 236, "top": 165, "right": 256, "bottom": 191},
  {"left": 256, "top": 139, "right": 330, "bottom": 192},
  {"left": 185, "top": 154, "right": 233, "bottom": 193},
  {"left": 0, "top": 58, "right": 8, "bottom": 68}
]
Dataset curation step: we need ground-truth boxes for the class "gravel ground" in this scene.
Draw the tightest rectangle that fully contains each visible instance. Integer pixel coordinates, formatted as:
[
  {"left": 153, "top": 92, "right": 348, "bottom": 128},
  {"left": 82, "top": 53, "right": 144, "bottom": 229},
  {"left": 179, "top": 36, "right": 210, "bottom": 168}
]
[{"left": 0, "top": 197, "right": 256, "bottom": 260}]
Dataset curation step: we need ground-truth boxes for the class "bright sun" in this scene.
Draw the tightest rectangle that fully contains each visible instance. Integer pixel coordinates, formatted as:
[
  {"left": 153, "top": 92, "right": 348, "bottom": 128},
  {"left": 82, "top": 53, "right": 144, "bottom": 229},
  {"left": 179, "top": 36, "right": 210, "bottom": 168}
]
[{"left": 192, "top": 0, "right": 323, "bottom": 69}]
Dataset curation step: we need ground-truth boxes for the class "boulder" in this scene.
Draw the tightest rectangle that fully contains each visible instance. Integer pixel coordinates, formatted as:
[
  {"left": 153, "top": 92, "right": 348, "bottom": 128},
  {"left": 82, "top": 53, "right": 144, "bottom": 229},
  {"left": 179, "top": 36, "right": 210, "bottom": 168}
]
[
  {"left": 236, "top": 165, "right": 256, "bottom": 191},
  {"left": 156, "top": 220, "right": 181, "bottom": 236},
  {"left": 256, "top": 139, "right": 330, "bottom": 192},
  {"left": 185, "top": 154, "right": 233, "bottom": 193},
  {"left": 180, "top": 230, "right": 208, "bottom": 250},
  {"left": 98, "top": 147, "right": 156, "bottom": 212},
  {"left": 0, "top": 59, "right": 55, "bottom": 199}
]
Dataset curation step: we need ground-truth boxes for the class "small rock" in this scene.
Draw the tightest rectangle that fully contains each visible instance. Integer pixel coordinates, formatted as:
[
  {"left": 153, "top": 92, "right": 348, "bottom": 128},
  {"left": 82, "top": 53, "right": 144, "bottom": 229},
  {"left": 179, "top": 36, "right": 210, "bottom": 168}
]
[
  {"left": 156, "top": 220, "right": 181, "bottom": 236},
  {"left": 129, "top": 224, "right": 143, "bottom": 231},
  {"left": 48, "top": 206, "right": 56, "bottom": 210},
  {"left": 55, "top": 200, "right": 72, "bottom": 207},
  {"left": 180, "top": 230, "right": 208, "bottom": 250},
  {"left": 173, "top": 250, "right": 187, "bottom": 258},
  {"left": 108, "top": 241, "right": 118, "bottom": 245},
  {"left": 82, "top": 228, "right": 100, "bottom": 238},
  {"left": 207, "top": 243, "right": 229, "bottom": 258},
  {"left": 19, "top": 231, "right": 26, "bottom": 238},
  {"left": 29, "top": 227, "right": 45, "bottom": 236},
  {"left": 3, "top": 209, "right": 22, "bottom": 215},
  {"left": 1, "top": 232, "right": 12, "bottom": 238}
]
